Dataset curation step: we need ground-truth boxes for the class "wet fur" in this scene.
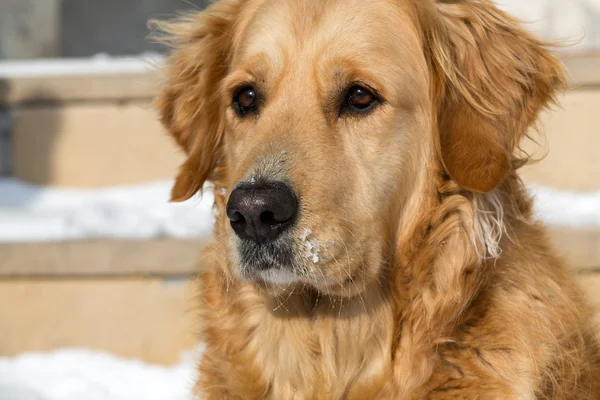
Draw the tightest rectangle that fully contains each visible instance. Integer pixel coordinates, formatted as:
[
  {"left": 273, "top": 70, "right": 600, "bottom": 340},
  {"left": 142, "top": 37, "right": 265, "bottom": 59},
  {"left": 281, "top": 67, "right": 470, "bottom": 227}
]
[{"left": 151, "top": 0, "right": 600, "bottom": 398}]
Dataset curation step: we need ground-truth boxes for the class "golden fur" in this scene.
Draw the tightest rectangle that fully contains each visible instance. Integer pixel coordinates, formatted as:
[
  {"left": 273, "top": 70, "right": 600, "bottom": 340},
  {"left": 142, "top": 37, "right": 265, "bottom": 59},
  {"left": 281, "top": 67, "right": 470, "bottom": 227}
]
[{"left": 150, "top": 0, "right": 600, "bottom": 398}]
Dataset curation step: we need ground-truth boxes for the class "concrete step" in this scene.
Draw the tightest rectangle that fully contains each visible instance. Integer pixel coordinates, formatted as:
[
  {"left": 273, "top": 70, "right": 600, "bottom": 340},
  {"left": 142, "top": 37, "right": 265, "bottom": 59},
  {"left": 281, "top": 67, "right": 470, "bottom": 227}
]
[
  {"left": 0, "top": 277, "right": 198, "bottom": 364},
  {"left": 11, "top": 100, "right": 182, "bottom": 187}
]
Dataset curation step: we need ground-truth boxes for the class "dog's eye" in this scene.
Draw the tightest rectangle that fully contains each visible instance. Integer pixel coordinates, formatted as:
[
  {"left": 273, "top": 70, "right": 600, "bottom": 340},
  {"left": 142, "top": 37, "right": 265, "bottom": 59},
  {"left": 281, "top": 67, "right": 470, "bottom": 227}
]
[
  {"left": 233, "top": 86, "right": 258, "bottom": 116},
  {"left": 343, "top": 85, "right": 378, "bottom": 114}
]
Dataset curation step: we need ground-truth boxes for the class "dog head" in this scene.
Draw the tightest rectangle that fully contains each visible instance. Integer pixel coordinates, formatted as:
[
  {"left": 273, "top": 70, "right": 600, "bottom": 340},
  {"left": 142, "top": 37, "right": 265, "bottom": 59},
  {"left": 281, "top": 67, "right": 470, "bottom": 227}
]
[{"left": 152, "top": 0, "right": 564, "bottom": 297}]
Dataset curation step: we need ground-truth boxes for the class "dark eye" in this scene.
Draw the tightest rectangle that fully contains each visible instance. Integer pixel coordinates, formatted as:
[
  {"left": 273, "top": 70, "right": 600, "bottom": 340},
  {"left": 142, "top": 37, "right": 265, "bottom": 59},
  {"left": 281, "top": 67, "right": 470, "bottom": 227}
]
[
  {"left": 343, "top": 85, "right": 379, "bottom": 114},
  {"left": 233, "top": 86, "right": 258, "bottom": 116}
]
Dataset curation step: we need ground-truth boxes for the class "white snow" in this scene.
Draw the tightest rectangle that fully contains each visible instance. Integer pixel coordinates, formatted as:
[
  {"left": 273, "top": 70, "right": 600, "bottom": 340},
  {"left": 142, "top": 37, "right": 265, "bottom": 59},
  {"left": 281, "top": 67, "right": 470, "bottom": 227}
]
[
  {"left": 0, "top": 53, "right": 164, "bottom": 79},
  {"left": 0, "top": 348, "right": 201, "bottom": 400},
  {"left": 529, "top": 185, "right": 600, "bottom": 229},
  {"left": 0, "top": 179, "right": 214, "bottom": 243},
  {"left": 299, "top": 228, "right": 321, "bottom": 264}
]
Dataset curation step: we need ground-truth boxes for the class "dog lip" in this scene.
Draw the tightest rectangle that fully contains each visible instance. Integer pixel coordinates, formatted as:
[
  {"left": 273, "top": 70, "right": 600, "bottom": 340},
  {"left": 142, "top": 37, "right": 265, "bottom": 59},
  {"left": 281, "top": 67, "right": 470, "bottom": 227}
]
[
  {"left": 256, "top": 268, "right": 299, "bottom": 285},
  {"left": 237, "top": 236, "right": 295, "bottom": 272}
]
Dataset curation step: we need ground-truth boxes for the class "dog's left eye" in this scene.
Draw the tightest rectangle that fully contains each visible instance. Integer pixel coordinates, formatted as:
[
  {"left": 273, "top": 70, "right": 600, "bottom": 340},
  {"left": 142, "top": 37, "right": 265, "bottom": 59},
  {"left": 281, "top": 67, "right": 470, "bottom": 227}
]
[
  {"left": 342, "top": 85, "right": 379, "bottom": 114},
  {"left": 233, "top": 86, "right": 259, "bottom": 117}
]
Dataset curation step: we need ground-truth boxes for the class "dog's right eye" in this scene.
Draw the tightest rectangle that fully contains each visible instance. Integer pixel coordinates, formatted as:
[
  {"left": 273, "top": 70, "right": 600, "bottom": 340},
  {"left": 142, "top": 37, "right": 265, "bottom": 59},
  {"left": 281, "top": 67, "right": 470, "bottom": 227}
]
[
  {"left": 340, "top": 85, "right": 380, "bottom": 116},
  {"left": 233, "top": 86, "right": 258, "bottom": 117}
]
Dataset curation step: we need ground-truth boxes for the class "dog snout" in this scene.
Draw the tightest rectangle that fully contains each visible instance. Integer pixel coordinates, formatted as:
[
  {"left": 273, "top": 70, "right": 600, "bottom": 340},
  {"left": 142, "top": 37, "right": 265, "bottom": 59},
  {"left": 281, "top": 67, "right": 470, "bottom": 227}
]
[{"left": 226, "top": 182, "right": 298, "bottom": 243}]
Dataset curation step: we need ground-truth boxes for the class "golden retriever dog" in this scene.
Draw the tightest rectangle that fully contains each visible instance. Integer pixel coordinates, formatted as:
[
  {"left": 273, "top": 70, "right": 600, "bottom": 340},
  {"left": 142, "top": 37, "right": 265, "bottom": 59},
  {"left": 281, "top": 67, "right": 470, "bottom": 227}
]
[{"left": 151, "top": 0, "right": 600, "bottom": 398}]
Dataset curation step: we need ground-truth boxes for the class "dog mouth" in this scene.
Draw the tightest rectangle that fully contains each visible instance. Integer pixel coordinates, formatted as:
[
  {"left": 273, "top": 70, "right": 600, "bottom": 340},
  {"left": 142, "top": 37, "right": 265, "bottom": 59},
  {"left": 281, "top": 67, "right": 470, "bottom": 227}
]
[
  {"left": 233, "top": 227, "right": 367, "bottom": 296},
  {"left": 235, "top": 236, "right": 363, "bottom": 293},
  {"left": 237, "top": 238, "right": 297, "bottom": 282}
]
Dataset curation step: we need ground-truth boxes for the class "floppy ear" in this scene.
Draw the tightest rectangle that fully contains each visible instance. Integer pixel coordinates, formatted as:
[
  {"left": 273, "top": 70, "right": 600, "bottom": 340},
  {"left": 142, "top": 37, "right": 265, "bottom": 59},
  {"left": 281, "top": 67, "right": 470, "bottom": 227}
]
[
  {"left": 149, "top": 1, "right": 241, "bottom": 201},
  {"left": 424, "top": 0, "right": 566, "bottom": 192}
]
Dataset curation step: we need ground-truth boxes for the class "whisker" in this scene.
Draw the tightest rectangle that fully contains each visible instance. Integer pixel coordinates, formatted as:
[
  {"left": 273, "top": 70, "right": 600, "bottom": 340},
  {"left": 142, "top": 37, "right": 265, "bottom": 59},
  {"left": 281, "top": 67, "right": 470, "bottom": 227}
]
[{"left": 333, "top": 233, "right": 368, "bottom": 316}]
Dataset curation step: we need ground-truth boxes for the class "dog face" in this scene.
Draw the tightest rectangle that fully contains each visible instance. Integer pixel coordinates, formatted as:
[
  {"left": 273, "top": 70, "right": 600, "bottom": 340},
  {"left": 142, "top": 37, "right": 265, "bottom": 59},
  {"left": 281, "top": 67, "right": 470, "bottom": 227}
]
[
  {"left": 154, "top": 0, "right": 564, "bottom": 297},
  {"left": 217, "top": 0, "right": 430, "bottom": 296}
]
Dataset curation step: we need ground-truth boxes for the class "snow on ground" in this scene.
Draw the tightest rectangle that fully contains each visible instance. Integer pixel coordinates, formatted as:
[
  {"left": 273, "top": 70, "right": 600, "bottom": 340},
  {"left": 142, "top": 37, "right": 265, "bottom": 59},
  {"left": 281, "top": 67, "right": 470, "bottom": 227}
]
[
  {"left": 0, "top": 53, "right": 164, "bottom": 79},
  {"left": 0, "top": 348, "right": 202, "bottom": 400},
  {"left": 530, "top": 185, "right": 600, "bottom": 229},
  {"left": 0, "top": 179, "right": 214, "bottom": 243}
]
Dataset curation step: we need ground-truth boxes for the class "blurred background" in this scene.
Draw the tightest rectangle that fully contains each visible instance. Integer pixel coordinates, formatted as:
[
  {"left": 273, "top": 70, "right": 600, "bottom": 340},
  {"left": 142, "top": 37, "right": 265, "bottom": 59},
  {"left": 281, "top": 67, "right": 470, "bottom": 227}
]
[{"left": 0, "top": 1, "right": 598, "bottom": 399}]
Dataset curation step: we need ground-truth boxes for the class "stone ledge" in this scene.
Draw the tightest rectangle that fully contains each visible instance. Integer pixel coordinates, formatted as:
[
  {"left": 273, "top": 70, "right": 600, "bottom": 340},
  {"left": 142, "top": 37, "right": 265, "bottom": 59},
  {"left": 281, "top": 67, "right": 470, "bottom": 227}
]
[
  {"left": 561, "top": 53, "right": 600, "bottom": 88},
  {"left": 0, "top": 239, "right": 208, "bottom": 278},
  {"left": 0, "top": 278, "right": 198, "bottom": 364},
  {"left": 548, "top": 228, "right": 600, "bottom": 272},
  {"left": 0, "top": 58, "right": 159, "bottom": 106},
  {"left": 11, "top": 101, "right": 183, "bottom": 187}
]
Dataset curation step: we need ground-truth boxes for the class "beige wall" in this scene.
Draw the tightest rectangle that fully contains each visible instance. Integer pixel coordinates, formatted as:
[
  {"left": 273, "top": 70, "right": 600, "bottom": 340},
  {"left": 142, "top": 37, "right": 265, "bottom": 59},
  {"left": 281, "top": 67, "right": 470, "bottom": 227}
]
[
  {"left": 521, "top": 88, "right": 600, "bottom": 192},
  {"left": 12, "top": 101, "right": 183, "bottom": 187},
  {"left": 0, "top": 278, "right": 198, "bottom": 364}
]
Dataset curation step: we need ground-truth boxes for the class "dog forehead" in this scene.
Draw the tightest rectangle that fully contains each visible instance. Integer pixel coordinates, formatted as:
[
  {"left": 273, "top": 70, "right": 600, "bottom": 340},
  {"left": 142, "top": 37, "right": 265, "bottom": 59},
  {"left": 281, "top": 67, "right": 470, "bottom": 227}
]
[{"left": 232, "top": 0, "right": 420, "bottom": 72}]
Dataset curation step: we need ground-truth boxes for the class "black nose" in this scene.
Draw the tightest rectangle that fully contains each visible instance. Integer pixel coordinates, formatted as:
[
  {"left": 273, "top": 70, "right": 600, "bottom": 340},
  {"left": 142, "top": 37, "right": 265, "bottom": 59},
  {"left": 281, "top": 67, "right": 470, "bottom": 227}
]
[{"left": 226, "top": 182, "right": 298, "bottom": 243}]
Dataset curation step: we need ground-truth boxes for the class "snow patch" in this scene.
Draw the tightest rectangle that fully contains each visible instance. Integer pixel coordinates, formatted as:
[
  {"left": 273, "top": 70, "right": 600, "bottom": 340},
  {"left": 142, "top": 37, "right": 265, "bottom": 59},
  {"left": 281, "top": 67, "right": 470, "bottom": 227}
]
[
  {"left": 0, "top": 347, "right": 202, "bottom": 400},
  {"left": 529, "top": 185, "right": 600, "bottom": 229},
  {"left": 0, "top": 53, "right": 164, "bottom": 79},
  {"left": 300, "top": 228, "right": 321, "bottom": 264},
  {"left": 0, "top": 179, "right": 214, "bottom": 242}
]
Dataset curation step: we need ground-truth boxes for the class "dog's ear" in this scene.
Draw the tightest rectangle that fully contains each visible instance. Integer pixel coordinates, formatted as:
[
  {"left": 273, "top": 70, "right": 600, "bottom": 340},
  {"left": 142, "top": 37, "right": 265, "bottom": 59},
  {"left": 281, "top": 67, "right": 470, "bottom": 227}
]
[
  {"left": 424, "top": 0, "right": 566, "bottom": 193},
  {"left": 150, "top": 1, "right": 241, "bottom": 201}
]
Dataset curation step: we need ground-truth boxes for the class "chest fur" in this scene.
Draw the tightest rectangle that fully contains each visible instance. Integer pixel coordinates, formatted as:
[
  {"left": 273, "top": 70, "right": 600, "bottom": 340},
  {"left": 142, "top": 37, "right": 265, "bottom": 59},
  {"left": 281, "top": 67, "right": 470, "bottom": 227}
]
[
  {"left": 198, "top": 284, "right": 396, "bottom": 399},
  {"left": 256, "top": 313, "right": 394, "bottom": 398}
]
